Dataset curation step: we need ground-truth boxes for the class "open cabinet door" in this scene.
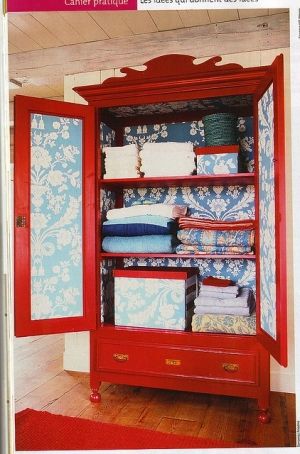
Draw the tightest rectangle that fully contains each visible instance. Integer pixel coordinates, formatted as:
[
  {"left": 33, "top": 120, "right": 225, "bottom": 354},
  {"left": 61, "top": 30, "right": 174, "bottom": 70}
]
[
  {"left": 255, "top": 55, "right": 287, "bottom": 366},
  {"left": 14, "top": 95, "right": 97, "bottom": 336}
]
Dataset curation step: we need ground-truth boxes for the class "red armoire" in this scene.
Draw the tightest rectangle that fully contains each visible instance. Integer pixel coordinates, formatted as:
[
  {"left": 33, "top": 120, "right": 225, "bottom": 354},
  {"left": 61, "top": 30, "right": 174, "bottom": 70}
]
[{"left": 14, "top": 54, "right": 287, "bottom": 423}]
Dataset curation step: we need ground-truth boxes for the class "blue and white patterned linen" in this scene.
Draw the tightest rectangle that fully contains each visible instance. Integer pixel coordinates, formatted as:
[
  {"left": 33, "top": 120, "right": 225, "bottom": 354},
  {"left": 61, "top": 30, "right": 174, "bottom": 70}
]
[
  {"left": 177, "top": 229, "right": 255, "bottom": 247},
  {"left": 30, "top": 114, "right": 83, "bottom": 320},
  {"left": 192, "top": 313, "right": 256, "bottom": 335},
  {"left": 197, "top": 152, "right": 239, "bottom": 175},
  {"left": 258, "top": 84, "right": 276, "bottom": 340}
]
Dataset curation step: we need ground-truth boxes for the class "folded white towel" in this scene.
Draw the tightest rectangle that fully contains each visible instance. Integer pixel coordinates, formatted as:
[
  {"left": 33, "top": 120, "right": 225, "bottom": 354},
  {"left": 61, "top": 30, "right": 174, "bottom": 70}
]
[
  {"left": 200, "top": 284, "right": 240, "bottom": 295},
  {"left": 141, "top": 141, "right": 194, "bottom": 154},
  {"left": 194, "top": 304, "right": 255, "bottom": 316},
  {"left": 106, "top": 204, "right": 187, "bottom": 220},
  {"left": 195, "top": 287, "right": 252, "bottom": 307},
  {"left": 103, "top": 144, "right": 138, "bottom": 156}
]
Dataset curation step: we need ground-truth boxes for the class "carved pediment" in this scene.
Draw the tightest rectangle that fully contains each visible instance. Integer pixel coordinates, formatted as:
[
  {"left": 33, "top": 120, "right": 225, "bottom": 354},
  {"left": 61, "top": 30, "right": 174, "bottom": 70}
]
[{"left": 101, "top": 55, "right": 244, "bottom": 87}]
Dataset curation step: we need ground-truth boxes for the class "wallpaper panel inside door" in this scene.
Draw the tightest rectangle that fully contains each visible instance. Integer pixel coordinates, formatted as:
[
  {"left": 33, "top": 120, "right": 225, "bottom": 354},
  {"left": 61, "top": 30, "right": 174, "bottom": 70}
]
[
  {"left": 30, "top": 113, "right": 83, "bottom": 320},
  {"left": 258, "top": 84, "right": 276, "bottom": 339}
]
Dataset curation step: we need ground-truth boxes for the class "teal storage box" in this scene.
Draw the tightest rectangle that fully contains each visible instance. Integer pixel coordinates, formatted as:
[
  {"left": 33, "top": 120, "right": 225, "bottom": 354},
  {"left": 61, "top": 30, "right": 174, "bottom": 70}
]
[{"left": 113, "top": 267, "right": 198, "bottom": 330}]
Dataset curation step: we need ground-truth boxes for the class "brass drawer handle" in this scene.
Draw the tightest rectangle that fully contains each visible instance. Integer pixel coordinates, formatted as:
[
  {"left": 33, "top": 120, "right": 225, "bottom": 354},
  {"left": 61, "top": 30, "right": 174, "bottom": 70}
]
[
  {"left": 165, "top": 359, "right": 181, "bottom": 366},
  {"left": 113, "top": 353, "right": 129, "bottom": 362},
  {"left": 16, "top": 215, "right": 26, "bottom": 228},
  {"left": 222, "top": 363, "right": 239, "bottom": 373}
]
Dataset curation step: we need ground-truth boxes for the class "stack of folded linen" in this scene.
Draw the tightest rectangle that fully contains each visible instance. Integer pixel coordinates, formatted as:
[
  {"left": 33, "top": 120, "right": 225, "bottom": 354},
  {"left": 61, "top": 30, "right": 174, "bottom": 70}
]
[
  {"left": 102, "top": 203, "right": 187, "bottom": 253},
  {"left": 191, "top": 276, "right": 256, "bottom": 335},
  {"left": 194, "top": 286, "right": 255, "bottom": 316},
  {"left": 140, "top": 142, "right": 196, "bottom": 177},
  {"left": 175, "top": 217, "right": 255, "bottom": 255},
  {"left": 103, "top": 144, "right": 140, "bottom": 179}
]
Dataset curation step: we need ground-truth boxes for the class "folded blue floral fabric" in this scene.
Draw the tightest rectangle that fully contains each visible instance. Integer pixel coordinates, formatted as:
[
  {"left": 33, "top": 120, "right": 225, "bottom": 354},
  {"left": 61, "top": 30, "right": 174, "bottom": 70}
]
[
  {"left": 102, "top": 234, "right": 177, "bottom": 253},
  {"left": 177, "top": 228, "right": 255, "bottom": 247}
]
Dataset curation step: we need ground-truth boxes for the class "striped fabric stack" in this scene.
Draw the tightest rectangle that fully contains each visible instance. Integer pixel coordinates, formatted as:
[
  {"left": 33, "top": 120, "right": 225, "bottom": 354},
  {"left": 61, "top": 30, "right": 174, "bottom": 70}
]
[
  {"left": 191, "top": 276, "right": 256, "bottom": 335},
  {"left": 175, "top": 217, "right": 255, "bottom": 255},
  {"left": 101, "top": 204, "right": 187, "bottom": 253}
]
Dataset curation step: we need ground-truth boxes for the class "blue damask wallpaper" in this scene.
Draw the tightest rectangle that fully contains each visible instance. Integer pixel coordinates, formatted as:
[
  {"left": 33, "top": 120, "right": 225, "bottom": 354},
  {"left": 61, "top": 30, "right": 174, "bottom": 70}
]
[
  {"left": 99, "top": 117, "right": 257, "bottom": 325},
  {"left": 30, "top": 113, "right": 83, "bottom": 320},
  {"left": 123, "top": 116, "right": 254, "bottom": 173},
  {"left": 258, "top": 84, "right": 276, "bottom": 340}
]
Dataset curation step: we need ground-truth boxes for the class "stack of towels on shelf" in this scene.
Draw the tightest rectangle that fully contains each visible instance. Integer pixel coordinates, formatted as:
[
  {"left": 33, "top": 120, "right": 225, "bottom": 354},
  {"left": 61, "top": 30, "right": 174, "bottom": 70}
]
[
  {"left": 175, "top": 217, "right": 255, "bottom": 255},
  {"left": 191, "top": 276, "right": 256, "bottom": 335},
  {"left": 139, "top": 142, "right": 196, "bottom": 177},
  {"left": 102, "top": 203, "right": 187, "bottom": 253},
  {"left": 103, "top": 144, "right": 141, "bottom": 179}
]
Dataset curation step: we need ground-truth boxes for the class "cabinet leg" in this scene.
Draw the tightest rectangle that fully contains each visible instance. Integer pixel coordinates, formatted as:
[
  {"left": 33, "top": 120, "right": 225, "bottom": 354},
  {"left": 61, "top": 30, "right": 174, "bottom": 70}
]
[
  {"left": 90, "top": 386, "right": 101, "bottom": 403},
  {"left": 258, "top": 408, "right": 271, "bottom": 424}
]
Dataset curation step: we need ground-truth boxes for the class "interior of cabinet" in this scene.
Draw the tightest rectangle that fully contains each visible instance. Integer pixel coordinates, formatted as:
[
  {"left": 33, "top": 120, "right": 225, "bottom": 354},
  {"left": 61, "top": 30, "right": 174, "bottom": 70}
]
[{"left": 98, "top": 93, "right": 257, "bottom": 335}]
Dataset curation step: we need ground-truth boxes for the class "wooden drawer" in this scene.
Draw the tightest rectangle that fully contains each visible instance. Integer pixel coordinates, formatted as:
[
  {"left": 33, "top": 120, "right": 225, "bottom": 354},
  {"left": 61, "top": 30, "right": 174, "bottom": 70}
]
[{"left": 97, "top": 341, "right": 258, "bottom": 385}]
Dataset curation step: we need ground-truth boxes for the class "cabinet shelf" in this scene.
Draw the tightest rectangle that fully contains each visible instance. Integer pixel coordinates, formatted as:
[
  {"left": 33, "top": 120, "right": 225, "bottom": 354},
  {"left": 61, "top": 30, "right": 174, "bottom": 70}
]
[
  {"left": 99, "top": 252, "right": 256, "bottom": 260},
  {"left": 99, "top": 173, "right": 255, "bottom": 189}
]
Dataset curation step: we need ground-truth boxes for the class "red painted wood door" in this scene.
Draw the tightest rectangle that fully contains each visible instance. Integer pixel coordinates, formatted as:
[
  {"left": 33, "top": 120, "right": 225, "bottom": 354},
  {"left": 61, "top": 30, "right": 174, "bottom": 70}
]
[
  {"left": 255, "top": 55, "right": 287, "bottom": 366},
  {"left": 14, "top": 95, "right": 97, "bottom": 336}
]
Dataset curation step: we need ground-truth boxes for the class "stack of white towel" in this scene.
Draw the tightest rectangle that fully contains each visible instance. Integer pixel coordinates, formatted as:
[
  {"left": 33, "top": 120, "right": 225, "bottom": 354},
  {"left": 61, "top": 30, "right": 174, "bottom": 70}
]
[
  {"left": 140, "top": 142, "right": 196, "bottom": 177},
  {"left": 103, "top": 144, "right": 140, "bottom": 179},
  {"left": 194, "top": 284, "right": 255, "bottom": 316}
]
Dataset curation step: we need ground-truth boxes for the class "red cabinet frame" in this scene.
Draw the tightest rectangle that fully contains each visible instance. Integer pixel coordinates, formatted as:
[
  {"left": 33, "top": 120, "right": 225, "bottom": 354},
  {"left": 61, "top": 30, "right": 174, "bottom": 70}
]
[{"left": 14, "top": 54, "right": 287, "bottom": 422}]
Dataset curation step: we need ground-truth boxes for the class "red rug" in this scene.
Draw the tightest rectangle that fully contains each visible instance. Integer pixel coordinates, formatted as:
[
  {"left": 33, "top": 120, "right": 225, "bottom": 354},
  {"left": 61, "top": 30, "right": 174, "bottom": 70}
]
[{"left": 16, "top": 408, "right": 245, "bottom": 450}]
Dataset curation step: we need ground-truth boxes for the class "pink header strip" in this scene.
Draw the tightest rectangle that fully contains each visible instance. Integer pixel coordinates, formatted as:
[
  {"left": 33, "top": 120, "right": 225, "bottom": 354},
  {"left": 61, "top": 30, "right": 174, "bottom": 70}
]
[{"left": 8, "top": 0, "right": 137, "bottom": 11}]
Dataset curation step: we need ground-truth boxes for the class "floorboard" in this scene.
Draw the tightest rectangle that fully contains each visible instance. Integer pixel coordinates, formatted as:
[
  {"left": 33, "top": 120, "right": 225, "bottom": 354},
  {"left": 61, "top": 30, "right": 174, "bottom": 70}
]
[{"left": 14, "top": 334, "right": 296, "bottom": 447}]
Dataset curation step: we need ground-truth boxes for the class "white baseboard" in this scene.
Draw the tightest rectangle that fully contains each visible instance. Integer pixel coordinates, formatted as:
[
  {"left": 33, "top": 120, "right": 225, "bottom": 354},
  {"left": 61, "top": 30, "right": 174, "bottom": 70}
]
[
  {"left": 63, "top": 351, "right": 89, "bottom": 373},
  {"left": 271, "top": 370, "right": 295, "bottom": 394}
]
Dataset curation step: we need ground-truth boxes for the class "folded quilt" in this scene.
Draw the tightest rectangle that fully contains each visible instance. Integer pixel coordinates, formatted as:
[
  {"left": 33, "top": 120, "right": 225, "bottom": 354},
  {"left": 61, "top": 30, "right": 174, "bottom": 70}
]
[
  {"left": 106, "top": 204, "right": 188, "bottom": 221},
  {"left": 196, "top": 287, "right": 252, "bottom": 306},
  {"left": 175, "top": 244, "right": 252, "bottom": 255},
  {"left": 178, "top": 217, "right": 255, "bottom": 231},
  {"left": 102, "top": 215, "right": 177, "bottom": 236},
  {"left": 102, "top": 234, "right": 177, "bottom": 253},
  {"left": 177, "top": 229, "right": 255, "bottom": 247},
  {"left": 191, "top": 313, "right": 256, "bottom": 335}
]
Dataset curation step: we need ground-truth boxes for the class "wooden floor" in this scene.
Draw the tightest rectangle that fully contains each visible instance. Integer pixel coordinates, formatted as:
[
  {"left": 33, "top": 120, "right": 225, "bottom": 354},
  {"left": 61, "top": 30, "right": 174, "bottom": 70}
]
[{"left": 14, "top": 333, "right": 296, "bottom": 448}]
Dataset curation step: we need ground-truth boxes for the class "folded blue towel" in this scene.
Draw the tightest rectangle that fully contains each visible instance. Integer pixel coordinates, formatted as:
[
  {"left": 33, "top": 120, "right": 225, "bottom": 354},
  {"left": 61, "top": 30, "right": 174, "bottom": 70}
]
[
  {"left": 102, "top": 215, "right": 177, "bottom": 237},
  {"left": 102, "top": 235, "right": 177, "bottom": 253}
]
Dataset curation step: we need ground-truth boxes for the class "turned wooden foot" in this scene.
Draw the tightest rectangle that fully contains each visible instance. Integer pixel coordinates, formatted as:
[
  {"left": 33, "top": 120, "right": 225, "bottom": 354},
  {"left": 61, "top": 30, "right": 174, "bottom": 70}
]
[
  {"left": 258, "top": 409, "right": 271, "bottom": 424},
  {"left": 90, "top": 388, "right": 101, "bottom": 403}
]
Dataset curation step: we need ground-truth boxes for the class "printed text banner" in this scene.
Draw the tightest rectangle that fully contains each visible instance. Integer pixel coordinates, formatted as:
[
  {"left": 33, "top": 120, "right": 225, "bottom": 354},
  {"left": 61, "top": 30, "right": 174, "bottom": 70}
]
[{"left": 7, "top": 0, "right": 137, "bottom": 11}]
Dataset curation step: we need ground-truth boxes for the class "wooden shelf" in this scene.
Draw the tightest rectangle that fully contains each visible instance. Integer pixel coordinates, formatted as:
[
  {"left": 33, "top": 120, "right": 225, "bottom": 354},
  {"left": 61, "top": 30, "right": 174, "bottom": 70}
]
[
  {"left": 99, "top": 173, "right": 255, "bottom": 189},
  {"left": 99, "top": 252, "right": 256, "bottom": 260}
]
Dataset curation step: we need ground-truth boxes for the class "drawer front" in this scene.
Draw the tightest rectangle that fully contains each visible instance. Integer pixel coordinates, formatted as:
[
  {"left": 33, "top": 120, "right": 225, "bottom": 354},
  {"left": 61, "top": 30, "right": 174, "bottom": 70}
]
[{"left": 97, "top": 341, "right": 258, "bottom": 385}]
